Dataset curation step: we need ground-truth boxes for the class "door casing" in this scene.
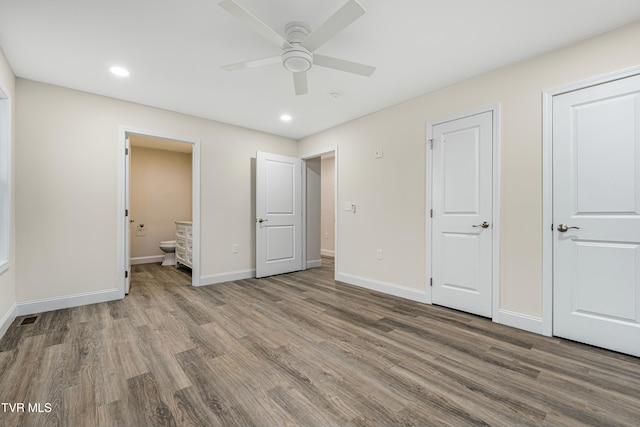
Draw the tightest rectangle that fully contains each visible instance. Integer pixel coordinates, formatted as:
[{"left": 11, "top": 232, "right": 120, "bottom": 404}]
[
  {"left": 426, "top": 104, "right": 501, "bottom": 322},
  {"left": 542, "top": 65, "right": 640, "bottom": 336}
]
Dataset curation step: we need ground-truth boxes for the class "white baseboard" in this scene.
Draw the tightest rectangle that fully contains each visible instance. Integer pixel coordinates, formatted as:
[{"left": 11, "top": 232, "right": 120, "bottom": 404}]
[
  {"left": 0, "top": 303, "right": 17, "bottom": 341},
  {"left": 306, "top": 259, "right": 322, "bottom": 269},
  {"left": 131, "top": 255, "right": 164, "bottom": 265},
  {"left": 336, "top": 273, "right": 544, "bottom": 336},
  {"left": 321, "top": 249, "right": 335, "bottom": 257},
  {"left": 336, "top": 272, "right": 430, "bottom": 304},
  {"left": 198, "top": 269, "right": 255, "bottom": 287},
  {"left": 16, "top": 288, "right": 121, "bottom": 317},
  {"left": 496, "top": 309, "right": 544, "bottom": 335}
]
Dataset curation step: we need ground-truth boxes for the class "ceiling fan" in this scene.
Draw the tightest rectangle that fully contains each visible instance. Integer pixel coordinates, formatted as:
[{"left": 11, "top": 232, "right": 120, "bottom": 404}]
[{"left": 218, "top": 0, "right": 376, "bottom": 95}]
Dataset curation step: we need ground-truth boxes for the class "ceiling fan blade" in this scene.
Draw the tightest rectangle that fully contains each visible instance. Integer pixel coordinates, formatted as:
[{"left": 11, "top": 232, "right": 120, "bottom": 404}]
[
  {"left": 293, "top": 71, "right": 308, "bottom": 96},
  {"left": 301, "top": 0, "right": 366, "bottom": 52},
  {"left": 221, "top": 55, "right": 281, "bottom": 71},
  {"left": 219, "top": 0, "right": 291, "bottom": 49},
  {"left": 313, "top": 54, "right": 375, "bottom": 77}
]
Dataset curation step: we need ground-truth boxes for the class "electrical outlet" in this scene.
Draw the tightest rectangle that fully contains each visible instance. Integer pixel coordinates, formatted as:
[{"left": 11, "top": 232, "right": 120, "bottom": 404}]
[
  {"left": 374, "top": 148, "right": 383, "bottom": 159},
  {"left": 232, "top": 244, "right": 239, "bottom": 254}
]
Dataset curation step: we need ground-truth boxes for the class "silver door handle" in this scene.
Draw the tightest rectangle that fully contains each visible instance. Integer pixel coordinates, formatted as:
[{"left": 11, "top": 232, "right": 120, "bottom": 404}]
[
  {"left": 472, "top": 221, "right": 490, "bottom": 229},
  {"left": 557, "top": 224, "right": 579, "bottom": 232},
  {"left": 257, "top": 218, "right": 268, "bottom": 223}
]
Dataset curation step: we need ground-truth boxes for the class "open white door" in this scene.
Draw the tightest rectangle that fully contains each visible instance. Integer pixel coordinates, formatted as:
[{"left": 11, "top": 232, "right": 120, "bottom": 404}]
[
  {"left": 125, "top": 136, "right": 131, "bottom": 294},
  {"left": 553, "top": 74, "right": 640, "bottom": 356},
  {"left": 256, "top": 151, "right": 303, "bottom": 278},
  {"left": 431, "top": 111, "right": 493, "bottom": 317}
]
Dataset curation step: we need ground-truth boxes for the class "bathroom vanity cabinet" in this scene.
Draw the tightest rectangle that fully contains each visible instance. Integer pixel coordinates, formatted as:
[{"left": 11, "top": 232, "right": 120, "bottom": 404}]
[{"left": 175, "top": 221, "right": 193, "bottom": 269}]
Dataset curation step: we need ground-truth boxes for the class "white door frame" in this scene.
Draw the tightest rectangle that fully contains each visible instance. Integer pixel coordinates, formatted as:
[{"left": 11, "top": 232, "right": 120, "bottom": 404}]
[
  {"left": 426, "top": 104, "right": 501, "bottom": 321},
  {"left": 118, "top": 126, "right": 201, "bottom": 296},
  {"left": 125, "top": 136, "right": 131, "bottom": 293},
  {"left": 301, "top": 146, "right": 339, "bottom": 278},
  {"left": 541, "top": 65, "right": 640, "bottom": 336}
]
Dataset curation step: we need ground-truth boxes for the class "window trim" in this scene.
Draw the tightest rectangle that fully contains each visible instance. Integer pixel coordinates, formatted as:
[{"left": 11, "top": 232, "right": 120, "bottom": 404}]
[{"left": 0, "top": 83, "right": 11, "bottom": 275}]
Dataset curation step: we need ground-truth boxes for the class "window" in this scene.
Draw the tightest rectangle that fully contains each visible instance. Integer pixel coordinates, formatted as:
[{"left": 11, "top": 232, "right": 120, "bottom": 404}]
[{"left": 0, "top": 86, "right": 9, "bottom": 273}]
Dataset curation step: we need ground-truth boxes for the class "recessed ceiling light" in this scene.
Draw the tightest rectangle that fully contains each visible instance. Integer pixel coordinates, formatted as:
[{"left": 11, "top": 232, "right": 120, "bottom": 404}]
[
  {"left": 110, "top": 66, "right": 130, "bottom": 77},
  {"left": 280, "top": 114, "right": 292, "bottom": 122}
]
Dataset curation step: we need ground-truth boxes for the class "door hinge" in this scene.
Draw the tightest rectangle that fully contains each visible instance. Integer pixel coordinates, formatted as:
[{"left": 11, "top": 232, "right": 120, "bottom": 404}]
[
  {"left": 428, "top": 138, "right": 434, "bottom": 149},
  {"left": 430, "top": 209, "right": 433, "bottom": 218},
  {"left": 125, "top": 147, "right": 129, "bottom": 155},
  {"left": 430, "top": 278, "right": 433, "bottom": 287},
  {"left": 125, "top": 270, "right": 129, "bottom": 279},
  {"left": 125, "top": 209, "right": 129, "bottom": 217}
]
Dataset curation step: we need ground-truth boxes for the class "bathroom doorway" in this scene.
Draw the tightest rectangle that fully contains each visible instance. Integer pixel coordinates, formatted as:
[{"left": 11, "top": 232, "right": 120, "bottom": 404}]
[{"left": 121, "top": 129, "right": 200, "bottom": 294}]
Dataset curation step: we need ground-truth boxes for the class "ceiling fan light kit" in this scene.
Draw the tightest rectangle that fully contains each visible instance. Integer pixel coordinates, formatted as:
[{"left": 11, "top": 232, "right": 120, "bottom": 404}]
[
  {"left": 218, "top": 0, "right": 376, "bottom": 96},
  {"left": 282, "top": 47, "right": 312, "bottom": 73}
]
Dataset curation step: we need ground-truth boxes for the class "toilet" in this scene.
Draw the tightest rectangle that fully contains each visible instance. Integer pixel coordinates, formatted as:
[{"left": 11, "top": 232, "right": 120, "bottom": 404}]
[{"left": 159, "top": 240, "right": 176, "bottom": 266}]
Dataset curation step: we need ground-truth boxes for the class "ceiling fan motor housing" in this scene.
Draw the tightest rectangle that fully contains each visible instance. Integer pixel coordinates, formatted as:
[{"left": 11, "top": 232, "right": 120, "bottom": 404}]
[{"left": 282, "top": 22, "right": 312, "bottom": 72}]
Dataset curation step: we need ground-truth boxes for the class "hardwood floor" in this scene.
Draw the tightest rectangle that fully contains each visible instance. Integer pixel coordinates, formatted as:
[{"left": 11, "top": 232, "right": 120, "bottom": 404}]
[{"left": 1, "top": 258, "right": 639, "bottom": 426}]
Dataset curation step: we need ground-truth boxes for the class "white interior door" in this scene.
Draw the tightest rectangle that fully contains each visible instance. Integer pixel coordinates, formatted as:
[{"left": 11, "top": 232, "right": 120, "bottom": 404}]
[
  {"left": 256, "top": 151, "right": 303, "bottom": 278},
  {"left": 553, "top": 74, "right": 640, "bottom": 356},
  {"left": 431, "top": 111, "right": 493, "bottom": 317},
  {"left": 125, "top": 136, "right": 131, "bottom": 294}
]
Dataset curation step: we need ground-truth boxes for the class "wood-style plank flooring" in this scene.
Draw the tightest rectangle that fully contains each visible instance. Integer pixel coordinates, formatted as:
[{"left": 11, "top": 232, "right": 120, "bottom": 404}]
[{"left": 1, "top": 258, "right": 640, "bottom": 426}]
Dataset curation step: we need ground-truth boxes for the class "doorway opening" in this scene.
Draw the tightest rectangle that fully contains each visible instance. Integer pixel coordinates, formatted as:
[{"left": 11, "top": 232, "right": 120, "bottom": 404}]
[
  {"left": 303, "top": 148, "right": 337, "bottom": 277},
  {"left": 120, "top": 128, "right": 201, "bottom": 295}
]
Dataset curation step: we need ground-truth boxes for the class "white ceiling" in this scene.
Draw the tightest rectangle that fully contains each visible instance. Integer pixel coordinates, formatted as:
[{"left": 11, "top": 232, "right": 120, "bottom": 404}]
[{"left": 1, "top": 1, "right": 640, "bottom": 140}]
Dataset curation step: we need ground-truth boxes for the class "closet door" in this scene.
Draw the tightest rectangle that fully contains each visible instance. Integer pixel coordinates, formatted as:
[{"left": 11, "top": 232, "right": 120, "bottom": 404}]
[{"left": 552, "top": 73, "right": 640, "bottom": 356}]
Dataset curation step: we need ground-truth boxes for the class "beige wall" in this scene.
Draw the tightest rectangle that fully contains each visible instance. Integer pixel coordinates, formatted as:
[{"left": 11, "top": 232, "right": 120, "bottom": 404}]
[
  {"left": 299, "top": 21, "right": 640, "bottom": 319},
  {"left": 15, "top": 79, "right": 297, "bottom": 302},
  {"left": 0, "top": 47, "right": 15, "bottom": 330},
  {"left": 321, "top": 155, "right": 335, "bottom": 257},
  {"left": 130, "top": 146, "right": 192, "bottom": 259}
]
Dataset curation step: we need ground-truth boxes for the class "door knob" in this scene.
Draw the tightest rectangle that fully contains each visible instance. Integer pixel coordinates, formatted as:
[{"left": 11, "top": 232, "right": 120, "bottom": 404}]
[
  {"left": 557, "top": 224, "right": 580, "bottom": 232},
  {"left": 472, "top": 221, "right": 490, "bottom": 229},
  {"left": 257, "top": 218, "right": 268, "bottom": 223}
]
